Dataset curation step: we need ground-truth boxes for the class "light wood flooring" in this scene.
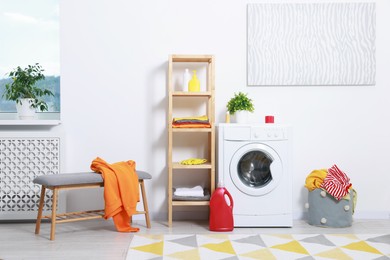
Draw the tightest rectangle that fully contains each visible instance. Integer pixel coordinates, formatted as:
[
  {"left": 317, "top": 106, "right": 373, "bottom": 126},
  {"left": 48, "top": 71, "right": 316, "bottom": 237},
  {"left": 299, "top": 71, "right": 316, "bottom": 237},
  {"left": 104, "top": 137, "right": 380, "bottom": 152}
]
[{"left": 1, "top": 219, "right": 389, "bottom": 259}]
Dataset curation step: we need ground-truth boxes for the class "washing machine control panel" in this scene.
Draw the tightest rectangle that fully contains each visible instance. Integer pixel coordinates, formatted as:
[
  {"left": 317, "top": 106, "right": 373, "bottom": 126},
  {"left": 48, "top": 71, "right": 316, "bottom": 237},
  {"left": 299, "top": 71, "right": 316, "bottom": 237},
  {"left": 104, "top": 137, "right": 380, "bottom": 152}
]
[{"left": 252, "top": 127, "right": 287, "bottom": 141}]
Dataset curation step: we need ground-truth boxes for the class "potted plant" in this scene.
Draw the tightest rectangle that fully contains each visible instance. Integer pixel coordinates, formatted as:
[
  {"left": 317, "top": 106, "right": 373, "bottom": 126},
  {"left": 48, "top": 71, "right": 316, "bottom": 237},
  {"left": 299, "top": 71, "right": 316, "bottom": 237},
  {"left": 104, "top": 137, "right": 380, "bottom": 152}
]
[
  {"left": 2, "top": 63, "right": 54, "bottom": 119},
  {"left": 226, "top": 92, "right": 255, "bottom": 123}
]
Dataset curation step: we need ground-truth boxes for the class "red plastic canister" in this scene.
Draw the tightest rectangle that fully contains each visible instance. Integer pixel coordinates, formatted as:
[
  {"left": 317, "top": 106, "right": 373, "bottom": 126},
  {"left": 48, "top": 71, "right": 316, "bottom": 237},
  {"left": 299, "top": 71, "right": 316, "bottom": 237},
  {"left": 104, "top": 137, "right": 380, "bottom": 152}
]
[{"left": 209, "top": 186, "right": 234, "bottom": 231}]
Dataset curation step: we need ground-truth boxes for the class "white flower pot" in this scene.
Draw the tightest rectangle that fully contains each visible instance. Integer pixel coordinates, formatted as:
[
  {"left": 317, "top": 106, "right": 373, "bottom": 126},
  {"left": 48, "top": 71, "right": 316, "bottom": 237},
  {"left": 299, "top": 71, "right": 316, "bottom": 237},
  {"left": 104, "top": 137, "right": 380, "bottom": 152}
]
[
  {"left": 234, "top": 110, "right": 249, "bottom": 124},
  {"left": 16, "top": 98, "right": 36, "bottom": 120}
]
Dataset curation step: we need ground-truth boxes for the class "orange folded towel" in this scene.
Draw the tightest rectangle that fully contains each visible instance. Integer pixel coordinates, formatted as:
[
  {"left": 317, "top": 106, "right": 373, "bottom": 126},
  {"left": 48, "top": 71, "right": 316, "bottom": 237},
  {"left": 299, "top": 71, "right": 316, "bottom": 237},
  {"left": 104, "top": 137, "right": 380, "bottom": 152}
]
[{"left": 91, "top": 157, "right": 140, "bottom": 232}]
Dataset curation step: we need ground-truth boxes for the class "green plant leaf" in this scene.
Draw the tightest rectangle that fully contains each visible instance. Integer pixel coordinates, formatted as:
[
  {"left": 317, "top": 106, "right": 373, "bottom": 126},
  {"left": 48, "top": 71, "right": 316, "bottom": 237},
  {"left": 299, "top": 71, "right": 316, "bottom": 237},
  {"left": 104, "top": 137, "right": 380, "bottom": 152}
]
[
  {"left": 1, "top": 63, "right": 53, "bottom": 112},
  {"left": 226, "top": 92, "right": 255, "bottom": 114}
]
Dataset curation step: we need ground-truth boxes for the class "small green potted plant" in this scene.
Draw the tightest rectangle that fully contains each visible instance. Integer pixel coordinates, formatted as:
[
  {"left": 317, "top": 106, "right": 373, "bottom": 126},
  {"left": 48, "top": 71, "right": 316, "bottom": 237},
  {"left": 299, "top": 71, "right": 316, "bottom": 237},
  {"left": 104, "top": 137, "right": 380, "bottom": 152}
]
[
  {"left": 2, "top": 63, "right": 54, "bottom": 119},
  {"left": 226, "top": 92, "right": 255, "bottom": 123}
]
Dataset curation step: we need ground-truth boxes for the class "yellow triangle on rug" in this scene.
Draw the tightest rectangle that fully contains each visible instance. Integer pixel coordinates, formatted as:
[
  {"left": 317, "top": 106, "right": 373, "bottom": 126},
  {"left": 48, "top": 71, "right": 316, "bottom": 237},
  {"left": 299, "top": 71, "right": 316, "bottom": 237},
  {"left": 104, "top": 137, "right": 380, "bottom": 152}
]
[
  {"left": 131, "top": 240, "right": 164, "bottom": 256},
  {"left": 271, "top": 240, "right": 310, "bottom": 255},
  {"left": 343, "top": 240, "right": 383, "bottom": 254},
  {"left": 241, "top": 248, "right": 276, "bottom": 259},
  {"left": 201, "top": 240, "right": 236, "bottom": 255},
  {"left": 167, "top": 248, "right": 200, "bottom": 259},
  {"left": 315, "top": 247, "right": 353, "bottom": 259}
]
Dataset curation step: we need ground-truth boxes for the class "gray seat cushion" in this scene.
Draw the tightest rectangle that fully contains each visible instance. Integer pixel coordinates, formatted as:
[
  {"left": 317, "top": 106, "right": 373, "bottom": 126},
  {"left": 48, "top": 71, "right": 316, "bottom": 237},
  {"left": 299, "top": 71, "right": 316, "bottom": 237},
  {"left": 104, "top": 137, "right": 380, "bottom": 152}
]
[
  {"left": 136, "top": 171, "right": 152, "bottom": 180},
  {"left": 33, "top": 171, "right": 152, "bottom": 187}
]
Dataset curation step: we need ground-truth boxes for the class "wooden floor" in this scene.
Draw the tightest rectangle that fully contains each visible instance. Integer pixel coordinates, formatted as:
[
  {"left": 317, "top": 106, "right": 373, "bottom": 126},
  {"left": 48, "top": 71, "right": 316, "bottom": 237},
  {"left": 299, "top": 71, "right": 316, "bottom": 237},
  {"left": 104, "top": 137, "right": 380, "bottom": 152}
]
[{"left": 0, "top": 219, "right": 389, "bottom": 259}]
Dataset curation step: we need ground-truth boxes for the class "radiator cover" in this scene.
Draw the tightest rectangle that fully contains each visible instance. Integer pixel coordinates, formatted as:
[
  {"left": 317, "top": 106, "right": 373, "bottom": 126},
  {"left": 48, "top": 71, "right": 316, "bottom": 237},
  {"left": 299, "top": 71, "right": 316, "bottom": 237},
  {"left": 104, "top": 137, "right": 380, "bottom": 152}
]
[{"left": 0, "top": 133, "right": 62, "bottom": 220}]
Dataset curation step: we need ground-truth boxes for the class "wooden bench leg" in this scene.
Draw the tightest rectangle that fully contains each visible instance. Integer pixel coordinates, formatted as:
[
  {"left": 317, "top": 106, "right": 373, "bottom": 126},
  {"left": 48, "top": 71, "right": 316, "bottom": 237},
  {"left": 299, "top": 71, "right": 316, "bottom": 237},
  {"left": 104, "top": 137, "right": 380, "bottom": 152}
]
[
  {"left": 50, "top": 188, "right": 58, "bottom": 241},
  {"left": 35, "top": 186, "right": 46, "bottom": 235},
  {"left": 139, "top": 180, "right": 151, "bottom": 228}
]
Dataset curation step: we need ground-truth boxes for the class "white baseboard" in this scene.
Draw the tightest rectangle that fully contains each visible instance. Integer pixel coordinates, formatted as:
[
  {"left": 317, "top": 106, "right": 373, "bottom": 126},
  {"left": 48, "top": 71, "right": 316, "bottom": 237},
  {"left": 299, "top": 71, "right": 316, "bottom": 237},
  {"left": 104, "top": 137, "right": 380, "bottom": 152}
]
[
  {"left": 352, "top": 211, "right": 390, "bottom": 220},
  {"left": 152, "top": 210, "right": 390, "bottom": 221},
  {"left": 294, "top": 210, "right": 390, "bottom": 220}
]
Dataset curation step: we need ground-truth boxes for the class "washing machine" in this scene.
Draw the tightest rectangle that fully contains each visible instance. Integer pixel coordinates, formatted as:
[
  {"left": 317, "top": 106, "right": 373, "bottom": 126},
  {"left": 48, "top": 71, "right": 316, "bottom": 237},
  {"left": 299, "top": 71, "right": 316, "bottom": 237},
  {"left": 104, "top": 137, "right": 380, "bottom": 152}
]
[{"left": 217, "top": 123, "right": 292, "bottom": 227}]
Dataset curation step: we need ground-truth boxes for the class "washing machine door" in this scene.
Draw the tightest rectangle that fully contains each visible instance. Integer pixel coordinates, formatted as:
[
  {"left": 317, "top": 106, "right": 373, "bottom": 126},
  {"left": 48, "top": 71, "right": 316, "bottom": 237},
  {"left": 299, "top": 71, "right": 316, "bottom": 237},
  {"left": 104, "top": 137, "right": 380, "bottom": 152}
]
[{"left": 229, "top": 143, "right": 283, "bottom": 196}]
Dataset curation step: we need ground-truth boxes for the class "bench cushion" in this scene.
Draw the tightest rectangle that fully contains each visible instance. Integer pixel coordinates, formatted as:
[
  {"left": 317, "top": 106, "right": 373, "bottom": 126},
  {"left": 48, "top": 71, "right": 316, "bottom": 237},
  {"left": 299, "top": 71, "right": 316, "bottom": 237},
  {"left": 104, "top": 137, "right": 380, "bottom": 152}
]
[{"left": 33, "top": 171, "right": 152, "bottom": 187}]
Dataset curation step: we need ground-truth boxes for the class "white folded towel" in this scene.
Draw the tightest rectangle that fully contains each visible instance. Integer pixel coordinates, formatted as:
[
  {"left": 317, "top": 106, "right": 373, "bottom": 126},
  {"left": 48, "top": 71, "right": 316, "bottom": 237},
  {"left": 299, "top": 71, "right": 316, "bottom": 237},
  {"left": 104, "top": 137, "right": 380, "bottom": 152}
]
[{"left": 174, "top": 185, "right": 204, "bottom": 197}]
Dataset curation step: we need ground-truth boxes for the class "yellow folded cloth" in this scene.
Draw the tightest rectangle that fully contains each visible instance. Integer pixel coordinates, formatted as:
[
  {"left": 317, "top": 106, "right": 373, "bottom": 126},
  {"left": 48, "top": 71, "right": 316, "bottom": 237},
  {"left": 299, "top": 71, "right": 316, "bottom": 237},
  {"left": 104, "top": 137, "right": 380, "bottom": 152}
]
[
  {"left": 173, "top": 115, "right": 209, "bottom": 122},
  {"left": 305, "top": 169, "right": 327, "bottom": 191},
  {"left": 180, "top": 158, "right": 207, "bottom": 165}
]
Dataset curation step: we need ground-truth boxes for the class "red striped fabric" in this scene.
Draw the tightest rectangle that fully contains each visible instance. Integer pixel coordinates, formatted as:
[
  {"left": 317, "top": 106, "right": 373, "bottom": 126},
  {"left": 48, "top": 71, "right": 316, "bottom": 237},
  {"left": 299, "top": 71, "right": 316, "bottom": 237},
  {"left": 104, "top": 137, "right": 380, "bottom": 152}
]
[{"left": 321, "top": 164, "right": 352, "bottom": 200}]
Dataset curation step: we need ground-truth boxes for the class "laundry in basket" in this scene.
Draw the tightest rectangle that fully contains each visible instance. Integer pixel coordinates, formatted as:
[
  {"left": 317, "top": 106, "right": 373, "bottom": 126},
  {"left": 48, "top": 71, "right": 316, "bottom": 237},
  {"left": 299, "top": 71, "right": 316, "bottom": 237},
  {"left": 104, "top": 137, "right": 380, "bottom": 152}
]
[{"left": 304, "top": 164, "right": 357, "bottom": 228}]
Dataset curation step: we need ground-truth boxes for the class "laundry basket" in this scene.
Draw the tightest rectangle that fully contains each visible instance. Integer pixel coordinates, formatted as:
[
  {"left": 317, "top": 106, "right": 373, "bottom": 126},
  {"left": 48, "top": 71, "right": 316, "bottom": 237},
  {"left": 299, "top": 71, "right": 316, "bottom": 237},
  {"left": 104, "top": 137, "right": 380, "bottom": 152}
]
[{"left": 307, "top": 188, "right": 354, "bottom": 228}]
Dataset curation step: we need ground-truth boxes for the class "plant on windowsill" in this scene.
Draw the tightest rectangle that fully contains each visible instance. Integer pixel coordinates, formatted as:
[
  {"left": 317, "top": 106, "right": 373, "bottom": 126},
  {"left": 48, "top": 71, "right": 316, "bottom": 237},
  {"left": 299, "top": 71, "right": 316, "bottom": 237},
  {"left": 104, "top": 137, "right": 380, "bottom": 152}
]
[
  {"left": 226, "top": 92, "right": 255, "bottom": 123},
  {"left": 2, "top": 63, "right": 54, "bottom": 119}
]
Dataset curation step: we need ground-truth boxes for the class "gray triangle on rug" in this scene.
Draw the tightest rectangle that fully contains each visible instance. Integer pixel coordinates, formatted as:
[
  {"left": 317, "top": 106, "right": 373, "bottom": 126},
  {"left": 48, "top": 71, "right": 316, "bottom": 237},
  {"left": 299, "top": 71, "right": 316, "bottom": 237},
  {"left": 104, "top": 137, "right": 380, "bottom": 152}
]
[{"left": 169, "top": 234, "right": 198, "bottom": 248}]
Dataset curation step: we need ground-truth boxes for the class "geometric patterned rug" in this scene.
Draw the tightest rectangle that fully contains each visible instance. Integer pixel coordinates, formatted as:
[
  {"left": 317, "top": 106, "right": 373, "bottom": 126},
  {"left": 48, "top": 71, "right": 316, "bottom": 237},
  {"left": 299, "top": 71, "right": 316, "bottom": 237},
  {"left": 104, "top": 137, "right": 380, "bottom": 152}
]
[{"left": 126, "top": 234, "right": 390, "bottom": 260}]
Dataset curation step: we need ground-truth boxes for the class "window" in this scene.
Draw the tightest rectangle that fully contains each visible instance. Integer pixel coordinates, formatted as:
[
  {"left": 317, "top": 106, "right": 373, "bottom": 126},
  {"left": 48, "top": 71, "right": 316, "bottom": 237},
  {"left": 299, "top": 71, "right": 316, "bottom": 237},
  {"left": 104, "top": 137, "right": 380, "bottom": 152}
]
[{"left": 0, "top": 0, "right": 60, "bottom": 114}]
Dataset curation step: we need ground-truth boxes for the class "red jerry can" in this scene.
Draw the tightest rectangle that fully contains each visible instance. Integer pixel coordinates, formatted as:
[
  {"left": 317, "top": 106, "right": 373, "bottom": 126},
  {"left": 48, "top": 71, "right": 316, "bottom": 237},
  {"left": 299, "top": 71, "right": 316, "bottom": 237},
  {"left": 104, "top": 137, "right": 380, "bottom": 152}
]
[{"left": 209, "top": 186, "right": 234, "bottom": 231}]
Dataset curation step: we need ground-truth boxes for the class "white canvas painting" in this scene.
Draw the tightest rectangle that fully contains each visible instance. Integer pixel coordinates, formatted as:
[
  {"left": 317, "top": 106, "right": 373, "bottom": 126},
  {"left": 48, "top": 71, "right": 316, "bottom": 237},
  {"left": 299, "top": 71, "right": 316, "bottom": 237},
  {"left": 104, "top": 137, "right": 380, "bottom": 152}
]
[{"left": 247, "top": 3, "right": 376, "bottom": 86}]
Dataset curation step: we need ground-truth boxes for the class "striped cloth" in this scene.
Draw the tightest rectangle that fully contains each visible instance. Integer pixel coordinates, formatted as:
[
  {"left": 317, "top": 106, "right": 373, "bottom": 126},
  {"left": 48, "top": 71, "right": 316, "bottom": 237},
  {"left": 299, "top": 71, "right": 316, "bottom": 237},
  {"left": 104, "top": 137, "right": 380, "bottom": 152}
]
[{"left": 321, "top": 164, "right": 352, "bottom": 200}]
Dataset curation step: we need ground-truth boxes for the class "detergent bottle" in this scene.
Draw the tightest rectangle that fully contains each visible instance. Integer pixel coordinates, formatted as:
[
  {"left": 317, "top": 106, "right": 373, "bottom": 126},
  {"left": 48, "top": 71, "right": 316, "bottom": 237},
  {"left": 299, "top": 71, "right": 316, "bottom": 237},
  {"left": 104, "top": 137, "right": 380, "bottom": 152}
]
[
  {"left": 183, "top": 68, "right": 191, "bottom": 92},
  {"left": 209, "top": 182, "right": 234, "bottom": 231},
  {"left": 188, "top": 70, "right": 200, "bottom": 92}
]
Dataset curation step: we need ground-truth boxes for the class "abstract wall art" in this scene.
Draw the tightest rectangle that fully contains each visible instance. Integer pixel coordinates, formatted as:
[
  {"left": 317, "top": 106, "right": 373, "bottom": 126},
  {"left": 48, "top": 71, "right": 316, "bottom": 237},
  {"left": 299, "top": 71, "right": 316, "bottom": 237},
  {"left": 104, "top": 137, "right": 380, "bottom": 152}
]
[{"left": 247, "top": 3, "right": 376, "bottom": 86}]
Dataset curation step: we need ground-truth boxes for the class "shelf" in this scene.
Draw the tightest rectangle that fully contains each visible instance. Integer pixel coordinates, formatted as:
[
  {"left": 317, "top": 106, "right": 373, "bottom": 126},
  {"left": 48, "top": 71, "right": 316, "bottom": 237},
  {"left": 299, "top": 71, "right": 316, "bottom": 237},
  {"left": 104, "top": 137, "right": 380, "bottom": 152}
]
[
  {"left": 171, "top": 55, "right": 213, "bottom": 63},
  {"left": 172, "top": 91, "right": 212, "bottom": 97},
  {"left": 0, "top": 120, "right": 61, "bottom": 126},
  {"left": 172, "top": 162, "right": 212, "bottom": 169},
  {"left": 172, "top": 201, "right": 210, "bottom": 206},
  {"left": 172, "top": 127, "right": 213, "bottom": 133},
  {"left": 168, "top": 54, "right": 215, "bottom": 227},
  {"left": 0, "top": 113, "right": 60, "bottom": 125}
]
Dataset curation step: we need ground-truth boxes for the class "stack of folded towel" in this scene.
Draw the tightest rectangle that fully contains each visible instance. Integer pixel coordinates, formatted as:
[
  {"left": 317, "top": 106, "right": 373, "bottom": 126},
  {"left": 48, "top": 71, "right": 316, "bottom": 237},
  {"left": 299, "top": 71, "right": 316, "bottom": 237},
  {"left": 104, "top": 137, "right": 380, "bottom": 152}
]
[
  {"left": 174, "top": 185, "right": 204, "bottom": 197},
  {"left": 172, "top": 115, "right": 211, "bottom": 128}
]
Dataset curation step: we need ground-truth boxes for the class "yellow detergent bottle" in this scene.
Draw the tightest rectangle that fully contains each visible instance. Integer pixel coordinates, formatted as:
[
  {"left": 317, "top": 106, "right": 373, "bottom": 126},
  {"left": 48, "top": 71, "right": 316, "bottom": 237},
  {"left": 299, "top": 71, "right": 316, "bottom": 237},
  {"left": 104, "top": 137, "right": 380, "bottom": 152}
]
[{"left": 188, "top": 70, "right": 200, "bottom": 92}]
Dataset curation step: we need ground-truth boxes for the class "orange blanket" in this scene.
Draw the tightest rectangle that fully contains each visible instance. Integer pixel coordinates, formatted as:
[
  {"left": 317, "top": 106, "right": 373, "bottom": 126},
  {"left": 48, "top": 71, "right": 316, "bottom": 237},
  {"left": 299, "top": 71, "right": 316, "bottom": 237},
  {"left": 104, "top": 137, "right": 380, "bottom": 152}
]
[{"left": 90, "top": 157, "right": 140, "bottom": 232}]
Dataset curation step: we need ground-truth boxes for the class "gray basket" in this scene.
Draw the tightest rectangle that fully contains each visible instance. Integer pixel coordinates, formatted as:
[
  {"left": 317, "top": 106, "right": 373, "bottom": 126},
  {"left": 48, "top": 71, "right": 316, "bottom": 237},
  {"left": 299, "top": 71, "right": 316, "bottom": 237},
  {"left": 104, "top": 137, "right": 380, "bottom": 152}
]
[{"left": 307, "top": 188, "right": 354, "bottom": 228}]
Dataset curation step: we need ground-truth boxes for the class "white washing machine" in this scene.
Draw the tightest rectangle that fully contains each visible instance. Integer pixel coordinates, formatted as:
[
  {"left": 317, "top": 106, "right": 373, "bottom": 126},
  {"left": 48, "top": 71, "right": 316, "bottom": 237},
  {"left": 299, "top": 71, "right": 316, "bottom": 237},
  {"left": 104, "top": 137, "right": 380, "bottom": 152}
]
[{"left": 217, "top": 123, "right": 292, "bottom": 227}]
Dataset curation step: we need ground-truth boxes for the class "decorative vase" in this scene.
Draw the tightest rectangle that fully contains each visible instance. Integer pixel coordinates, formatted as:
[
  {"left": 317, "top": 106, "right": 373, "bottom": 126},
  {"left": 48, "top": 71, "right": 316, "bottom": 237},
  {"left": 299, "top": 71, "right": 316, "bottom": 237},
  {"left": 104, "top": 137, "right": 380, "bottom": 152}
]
[
  {"left": 16, "top": 98, "right": 36, "bottom": 120},
  {"left": 234, "top": 110, "right": 248, "bottom": 124}
]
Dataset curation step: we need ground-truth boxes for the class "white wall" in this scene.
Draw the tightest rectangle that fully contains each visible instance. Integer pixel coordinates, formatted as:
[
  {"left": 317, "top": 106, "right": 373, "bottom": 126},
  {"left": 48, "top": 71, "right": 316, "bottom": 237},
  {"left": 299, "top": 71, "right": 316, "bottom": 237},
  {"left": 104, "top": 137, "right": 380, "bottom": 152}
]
[{"left": 59, "top": 0, "right": 390, "bottom": 220}]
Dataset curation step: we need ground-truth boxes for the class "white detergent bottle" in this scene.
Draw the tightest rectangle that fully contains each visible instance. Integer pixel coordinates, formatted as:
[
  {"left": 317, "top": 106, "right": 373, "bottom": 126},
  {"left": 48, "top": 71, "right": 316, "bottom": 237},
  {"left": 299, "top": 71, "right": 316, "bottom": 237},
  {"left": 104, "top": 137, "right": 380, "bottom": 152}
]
[{"left": 183, "top": 68, "right": 191, "bottom": 92}]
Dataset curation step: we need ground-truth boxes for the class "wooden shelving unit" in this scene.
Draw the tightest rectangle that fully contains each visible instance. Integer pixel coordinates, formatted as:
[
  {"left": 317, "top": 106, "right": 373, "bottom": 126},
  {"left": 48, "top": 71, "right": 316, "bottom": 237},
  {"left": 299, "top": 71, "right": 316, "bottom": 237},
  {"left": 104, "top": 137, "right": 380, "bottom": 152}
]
[{"left": 167, "top": 54, "right": 215, "bottom": 227}]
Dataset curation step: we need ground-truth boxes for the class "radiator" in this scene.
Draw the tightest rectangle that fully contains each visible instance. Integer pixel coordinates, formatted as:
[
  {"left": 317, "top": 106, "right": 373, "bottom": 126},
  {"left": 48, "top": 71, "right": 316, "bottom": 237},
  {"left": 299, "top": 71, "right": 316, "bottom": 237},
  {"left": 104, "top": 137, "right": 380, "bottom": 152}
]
[{"left": 0, "top": 132, "right": 63, "bottom": 220}]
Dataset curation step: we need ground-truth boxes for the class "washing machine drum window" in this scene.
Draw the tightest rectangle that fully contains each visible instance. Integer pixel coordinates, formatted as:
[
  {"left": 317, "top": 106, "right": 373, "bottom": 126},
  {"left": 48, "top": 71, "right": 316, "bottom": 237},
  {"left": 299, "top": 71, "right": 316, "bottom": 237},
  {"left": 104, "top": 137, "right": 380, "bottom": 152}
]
[
  {"left": 238, "top": 151, "right": 273, "bottom": 188},
  {"left": 230, "top": 143, "right": 283, "bottom": 196}
]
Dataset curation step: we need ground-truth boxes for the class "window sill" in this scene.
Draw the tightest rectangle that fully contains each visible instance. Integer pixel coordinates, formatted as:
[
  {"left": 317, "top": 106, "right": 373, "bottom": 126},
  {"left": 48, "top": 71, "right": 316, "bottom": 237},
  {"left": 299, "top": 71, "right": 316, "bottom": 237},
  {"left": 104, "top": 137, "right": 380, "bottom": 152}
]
[{"left": 0, "top": 113, "right": 61, "bottom": 126}]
